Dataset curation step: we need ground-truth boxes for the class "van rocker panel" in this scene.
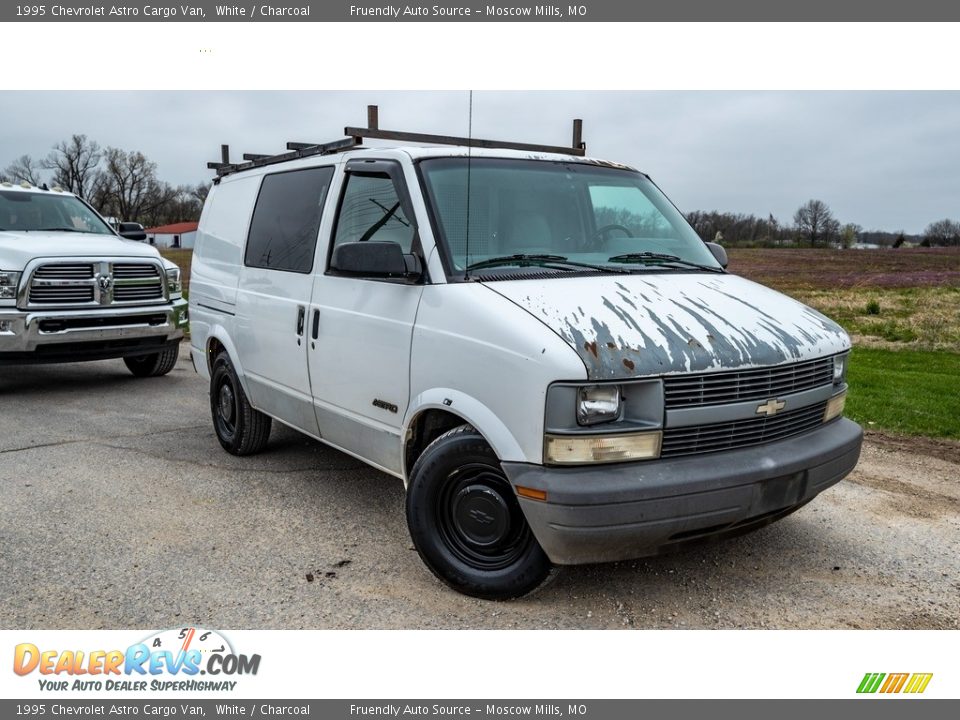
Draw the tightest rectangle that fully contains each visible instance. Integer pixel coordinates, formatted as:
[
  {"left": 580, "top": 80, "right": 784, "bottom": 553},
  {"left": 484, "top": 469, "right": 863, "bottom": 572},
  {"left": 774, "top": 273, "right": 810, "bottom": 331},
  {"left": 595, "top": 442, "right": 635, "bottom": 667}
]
[{"left": 503, "top": 418, "right": 863, "bottom": 565}]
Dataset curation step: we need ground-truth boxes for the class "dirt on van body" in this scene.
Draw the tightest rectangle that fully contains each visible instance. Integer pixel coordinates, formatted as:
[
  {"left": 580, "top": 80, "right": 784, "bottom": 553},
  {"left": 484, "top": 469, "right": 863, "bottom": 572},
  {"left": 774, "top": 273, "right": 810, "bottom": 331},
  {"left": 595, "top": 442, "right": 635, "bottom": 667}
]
[{"left": 1, "top": 348, "right": 957, "bottom": 630}]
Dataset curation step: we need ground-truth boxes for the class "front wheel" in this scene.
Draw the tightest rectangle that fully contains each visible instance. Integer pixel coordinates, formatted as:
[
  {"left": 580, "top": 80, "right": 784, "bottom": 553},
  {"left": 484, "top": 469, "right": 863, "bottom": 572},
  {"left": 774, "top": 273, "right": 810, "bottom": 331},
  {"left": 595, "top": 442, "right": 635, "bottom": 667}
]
[
  {"left": 123, "top": 344, "right": 180, "bottom": 377},
  {"left": 209, "top": 351, "right": 271, "bottom": 456},
  {"left": 406, "top": 425, "right": 554, "bottom": 599}
]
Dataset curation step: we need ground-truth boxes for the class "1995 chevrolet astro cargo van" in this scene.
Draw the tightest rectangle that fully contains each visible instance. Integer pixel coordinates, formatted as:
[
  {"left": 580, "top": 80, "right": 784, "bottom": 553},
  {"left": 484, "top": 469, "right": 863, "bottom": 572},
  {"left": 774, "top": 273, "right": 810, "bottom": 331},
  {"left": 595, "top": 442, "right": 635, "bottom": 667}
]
[{"left": 190, "top": 110, "right": 863, "bottom": 598}]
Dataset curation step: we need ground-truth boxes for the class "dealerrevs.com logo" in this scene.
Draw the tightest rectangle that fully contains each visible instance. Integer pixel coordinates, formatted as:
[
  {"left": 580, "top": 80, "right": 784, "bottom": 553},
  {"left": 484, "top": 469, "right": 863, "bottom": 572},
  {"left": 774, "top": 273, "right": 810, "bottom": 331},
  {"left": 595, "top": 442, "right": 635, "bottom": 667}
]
[{"left": 13, "top": 628, "right": 261, "bottom": 692}]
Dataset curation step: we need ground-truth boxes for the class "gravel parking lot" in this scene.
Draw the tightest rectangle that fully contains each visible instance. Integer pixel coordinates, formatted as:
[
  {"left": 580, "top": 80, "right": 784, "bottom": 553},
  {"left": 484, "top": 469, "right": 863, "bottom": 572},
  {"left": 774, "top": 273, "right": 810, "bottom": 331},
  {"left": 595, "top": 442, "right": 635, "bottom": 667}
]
[{"left": 2, "top": 345, "right": 958, "bottom": 630}]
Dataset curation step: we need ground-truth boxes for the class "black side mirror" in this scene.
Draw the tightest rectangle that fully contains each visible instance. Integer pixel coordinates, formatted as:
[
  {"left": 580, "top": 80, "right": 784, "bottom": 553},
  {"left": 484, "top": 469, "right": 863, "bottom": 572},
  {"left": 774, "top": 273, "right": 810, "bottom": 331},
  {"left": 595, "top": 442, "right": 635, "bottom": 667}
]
[
  {"left": 118, "top": 222, "right": 147, "bottom": 241},
  {"left": 706, "top": 242, "right": 728, "bottom": 269},
  {"left": 331, "top": 241, "right": 422, "bottom": 280}
]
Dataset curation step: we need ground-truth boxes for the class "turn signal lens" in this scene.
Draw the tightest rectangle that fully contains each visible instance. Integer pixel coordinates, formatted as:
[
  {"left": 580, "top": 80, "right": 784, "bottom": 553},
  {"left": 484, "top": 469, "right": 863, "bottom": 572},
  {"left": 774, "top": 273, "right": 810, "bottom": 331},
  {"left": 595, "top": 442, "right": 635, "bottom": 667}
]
[
  {"left": 824, "top": 391, "right": 847, "bottom": 422},
  {"left": 545, "top": 431, "right": 662, "bottom": 465}
]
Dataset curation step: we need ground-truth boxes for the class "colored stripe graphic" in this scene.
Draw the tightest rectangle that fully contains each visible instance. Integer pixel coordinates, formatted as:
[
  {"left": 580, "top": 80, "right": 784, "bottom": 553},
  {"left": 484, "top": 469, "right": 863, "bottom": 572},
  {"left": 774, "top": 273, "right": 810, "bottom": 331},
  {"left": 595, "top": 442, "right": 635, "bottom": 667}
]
[
  {"left": 904, "top": 673, "right": 933, "bottom": 694},
  {"left": 857, "top": 672, "right": 932, "bottom": 694},
  {"left": 857, "top": 673, "right": 885, "bottom": 693},
  {"left": 880, "top": 673, "right": 909, "bottom": 693}
]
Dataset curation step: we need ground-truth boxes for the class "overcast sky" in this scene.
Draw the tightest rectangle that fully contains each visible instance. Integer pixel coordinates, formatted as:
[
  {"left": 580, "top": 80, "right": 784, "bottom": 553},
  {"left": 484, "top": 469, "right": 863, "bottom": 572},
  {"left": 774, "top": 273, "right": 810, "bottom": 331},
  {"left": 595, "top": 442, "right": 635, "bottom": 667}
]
[{"left": 0, "top": 91, "right": 957, "bottom": 233}]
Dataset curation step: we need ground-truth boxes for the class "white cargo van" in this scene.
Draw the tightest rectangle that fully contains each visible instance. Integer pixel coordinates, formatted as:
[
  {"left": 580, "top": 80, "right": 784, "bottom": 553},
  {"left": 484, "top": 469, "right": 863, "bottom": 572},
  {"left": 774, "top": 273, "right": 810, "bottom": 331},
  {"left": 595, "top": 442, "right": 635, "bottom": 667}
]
[{"left": 190, "top": 111, "right": 862, "bottom": 598}]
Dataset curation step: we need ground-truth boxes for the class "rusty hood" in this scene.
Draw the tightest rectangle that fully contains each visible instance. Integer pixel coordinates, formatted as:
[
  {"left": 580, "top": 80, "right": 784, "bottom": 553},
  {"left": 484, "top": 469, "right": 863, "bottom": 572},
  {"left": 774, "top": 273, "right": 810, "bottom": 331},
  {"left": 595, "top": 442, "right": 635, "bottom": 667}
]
[{"left": 483, "top": 272, "right": 850, "bottom": 380}]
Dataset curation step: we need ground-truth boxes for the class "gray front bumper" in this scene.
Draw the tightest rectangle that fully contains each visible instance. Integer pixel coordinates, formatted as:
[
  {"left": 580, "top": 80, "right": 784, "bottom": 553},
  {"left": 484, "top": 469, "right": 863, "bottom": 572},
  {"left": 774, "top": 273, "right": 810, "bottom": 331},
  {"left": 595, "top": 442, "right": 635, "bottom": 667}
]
[
  {"left": 0, "top": 298, "right": 188, "bottom": 363},
  {"left": 503, "top": 418, "right": 863, "bottom": 565}
]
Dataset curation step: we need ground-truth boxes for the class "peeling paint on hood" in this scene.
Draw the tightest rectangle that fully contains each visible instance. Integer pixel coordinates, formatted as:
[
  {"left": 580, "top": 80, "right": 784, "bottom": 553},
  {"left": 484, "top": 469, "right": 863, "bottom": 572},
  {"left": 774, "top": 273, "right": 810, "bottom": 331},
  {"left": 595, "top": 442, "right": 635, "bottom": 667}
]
[{"left": 483, "top": 273, "right": 850, "bottom": 380}]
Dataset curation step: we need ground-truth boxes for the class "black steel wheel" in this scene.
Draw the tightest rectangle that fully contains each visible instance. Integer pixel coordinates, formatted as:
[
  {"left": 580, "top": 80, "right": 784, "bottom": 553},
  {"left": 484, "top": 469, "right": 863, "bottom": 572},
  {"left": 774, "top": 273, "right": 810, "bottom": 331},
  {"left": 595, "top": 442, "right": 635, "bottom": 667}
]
[
  {"left": 406, "top": 425, "right": 554, "bottom": 599},
  {"left": 209, "top": 351, "right": 271, "bottom": 456}
]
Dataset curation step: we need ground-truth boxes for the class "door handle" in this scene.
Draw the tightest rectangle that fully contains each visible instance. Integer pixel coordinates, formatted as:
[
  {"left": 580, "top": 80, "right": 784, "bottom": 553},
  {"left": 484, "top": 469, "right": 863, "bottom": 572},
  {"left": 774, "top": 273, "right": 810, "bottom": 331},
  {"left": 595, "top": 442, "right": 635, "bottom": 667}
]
[
  {"left": 311, "top": 309, "right": 320, "bottom": 340},
  {"left": 296, "top": 305, "right": 305, "bottom": 336}
]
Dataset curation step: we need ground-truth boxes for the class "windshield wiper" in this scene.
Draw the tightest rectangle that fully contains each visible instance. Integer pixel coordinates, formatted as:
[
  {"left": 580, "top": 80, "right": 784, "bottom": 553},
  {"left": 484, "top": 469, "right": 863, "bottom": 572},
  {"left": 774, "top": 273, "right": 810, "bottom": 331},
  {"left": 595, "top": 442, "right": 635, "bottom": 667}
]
[
  {"left": 607, "top": 252, "right": 722, "bottom": 272},
  {"left": 467, "top": 253, "right": 631, "bottom": 274},
  {"left": 30, "top": 227, "right": 96, "bottom": 234}
]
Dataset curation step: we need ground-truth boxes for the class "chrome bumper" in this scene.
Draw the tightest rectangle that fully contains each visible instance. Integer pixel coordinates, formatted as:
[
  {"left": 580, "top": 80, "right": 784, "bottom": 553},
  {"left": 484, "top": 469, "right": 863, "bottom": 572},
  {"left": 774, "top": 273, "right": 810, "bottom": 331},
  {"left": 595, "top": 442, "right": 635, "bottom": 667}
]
[{"left": 0, "top": 298, "right": 188, "bottom": 354}]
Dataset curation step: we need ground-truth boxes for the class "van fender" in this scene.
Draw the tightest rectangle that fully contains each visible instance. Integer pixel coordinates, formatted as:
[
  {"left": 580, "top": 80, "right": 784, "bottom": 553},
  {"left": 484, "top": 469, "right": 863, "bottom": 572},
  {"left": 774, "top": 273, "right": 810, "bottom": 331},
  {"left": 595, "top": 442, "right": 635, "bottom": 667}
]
[
  {"left": 202, "top": 326, "right": 253, "bottom": 399},
  {"left": 403, "top": 388, "right": 529, "bottom": 481}
]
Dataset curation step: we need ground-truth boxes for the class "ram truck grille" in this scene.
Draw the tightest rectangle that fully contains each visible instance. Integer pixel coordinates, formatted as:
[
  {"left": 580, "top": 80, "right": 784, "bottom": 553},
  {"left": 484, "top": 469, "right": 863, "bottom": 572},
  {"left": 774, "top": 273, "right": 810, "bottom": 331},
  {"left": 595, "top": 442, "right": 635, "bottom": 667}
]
[{"left": 25, "top": 260, "right": 167, "bottom": 308}]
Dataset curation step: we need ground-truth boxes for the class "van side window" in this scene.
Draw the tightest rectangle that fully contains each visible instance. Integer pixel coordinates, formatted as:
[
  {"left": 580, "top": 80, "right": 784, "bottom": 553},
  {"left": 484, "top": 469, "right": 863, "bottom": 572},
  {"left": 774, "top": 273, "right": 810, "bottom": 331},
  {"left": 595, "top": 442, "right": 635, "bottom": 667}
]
[
  {"left": 332, "top": 174, "right": 416, "bottom": 254},
  {"left": 245, "top": 166, "right": 334, "bottom": 273}
]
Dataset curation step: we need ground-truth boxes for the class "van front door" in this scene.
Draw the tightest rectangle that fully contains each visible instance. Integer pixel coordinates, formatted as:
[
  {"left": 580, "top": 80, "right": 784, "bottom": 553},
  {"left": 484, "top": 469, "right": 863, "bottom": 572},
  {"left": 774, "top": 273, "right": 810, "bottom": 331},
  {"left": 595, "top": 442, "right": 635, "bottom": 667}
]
[
  {"left": 307, "top": 160, "right": 424, "bottom": 475},
  {"left": 235, "top": 165, "right": 335, "bottom": 435}
]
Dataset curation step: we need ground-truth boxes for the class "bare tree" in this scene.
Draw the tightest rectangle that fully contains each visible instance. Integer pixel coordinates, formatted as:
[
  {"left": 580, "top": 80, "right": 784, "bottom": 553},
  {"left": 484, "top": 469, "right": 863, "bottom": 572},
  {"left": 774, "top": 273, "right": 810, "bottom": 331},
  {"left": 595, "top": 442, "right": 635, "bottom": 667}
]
[
  {"left": 4, "top": 155, "right": 44, "bottom": 185},
  {"left": 43, "top": 134, "right": 102, "bottom": 199},
  {"left": 923, "top": 218, "right": 960, "bottom": 247},
  {"left": 96, "top": 147, "right": 178, "bottom": 223},
  {"left": 793, "top": 199, "right": 835, "bottom": 247}
]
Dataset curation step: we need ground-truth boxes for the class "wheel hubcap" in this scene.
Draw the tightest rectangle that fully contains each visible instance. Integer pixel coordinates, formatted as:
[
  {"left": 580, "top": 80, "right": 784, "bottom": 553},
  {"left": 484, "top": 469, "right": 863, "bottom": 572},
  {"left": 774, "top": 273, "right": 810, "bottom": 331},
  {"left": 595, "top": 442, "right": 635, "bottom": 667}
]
[
  {"left": 218, "top": 383, "right": 235, "bottom": 423},
  {"left": 452, "top": 484, "right": 511, "bottom": 548},
  {"left": 437, "top": 463, "right": 532, "bottom": 571}
]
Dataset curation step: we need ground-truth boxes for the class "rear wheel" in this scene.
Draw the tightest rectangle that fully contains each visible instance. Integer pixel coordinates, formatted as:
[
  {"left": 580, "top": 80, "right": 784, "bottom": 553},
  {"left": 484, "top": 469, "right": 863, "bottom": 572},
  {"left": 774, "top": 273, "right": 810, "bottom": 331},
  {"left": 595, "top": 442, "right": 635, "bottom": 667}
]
[
  {"left": 209, "top": 351, "right": 271, "bottom": 455},
  {"left": 406, "top": 425, "right": 554, "bottom": 599},
  {"left": 123, "top": 345, "right": 180, "bottom": 377}
]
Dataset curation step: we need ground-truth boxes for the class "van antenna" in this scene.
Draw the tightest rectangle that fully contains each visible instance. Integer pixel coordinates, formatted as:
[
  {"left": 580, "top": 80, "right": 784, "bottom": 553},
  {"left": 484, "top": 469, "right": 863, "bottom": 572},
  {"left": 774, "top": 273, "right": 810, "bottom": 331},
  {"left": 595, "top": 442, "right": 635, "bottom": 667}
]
[{"left": 463, "top": 90, "right": 473, "bottom": 281}]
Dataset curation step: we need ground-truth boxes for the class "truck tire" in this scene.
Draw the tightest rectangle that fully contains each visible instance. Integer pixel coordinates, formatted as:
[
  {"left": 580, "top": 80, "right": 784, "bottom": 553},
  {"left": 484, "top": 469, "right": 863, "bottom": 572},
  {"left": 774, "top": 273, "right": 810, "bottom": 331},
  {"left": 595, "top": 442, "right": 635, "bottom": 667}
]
[
  {"left": 123, "top": 345, "right": 180, "bottom": 377},
  {"left": 209, "top": 350, "right": 272, "bottom": 456},
  {"left": 406, "top": 425, "right": 555, "bottom": 600}
]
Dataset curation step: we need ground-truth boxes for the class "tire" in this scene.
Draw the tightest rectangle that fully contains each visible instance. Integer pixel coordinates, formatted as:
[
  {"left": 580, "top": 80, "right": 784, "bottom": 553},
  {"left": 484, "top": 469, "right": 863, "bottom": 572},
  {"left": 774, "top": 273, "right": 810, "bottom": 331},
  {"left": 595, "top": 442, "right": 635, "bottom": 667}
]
[
  {"left": 123, "top": 344, "right": 180, "bottom": 377},
  {"left": 209, "top": 350, "right": 271, "bottom": 456},
  {"left": 406, "top": 425, "right": 554, "bottom": 600}
]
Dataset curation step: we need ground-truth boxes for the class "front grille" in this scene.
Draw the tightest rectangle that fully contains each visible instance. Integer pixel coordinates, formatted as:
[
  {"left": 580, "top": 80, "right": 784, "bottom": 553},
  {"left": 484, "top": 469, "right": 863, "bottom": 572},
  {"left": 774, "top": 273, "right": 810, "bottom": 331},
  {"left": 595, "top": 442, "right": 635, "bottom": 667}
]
[
  {"left": 663, "top": 357, "right": 835, "bottom": 409},
  {"left": 33, "top": 263, "right": 95, "bottom": 280},
  {"left": 26, "top": 260, "right": 165, "bottom": 307},
  {"left": 29, "top": 286, "right": 95, "bottom": 304},
  {"left": 661, "top": 401, "right": 828, "bottom": 458},
  {"left": 114, "top": 284, "right": 163, "bottom": 301},
  {"left": 113, "top": 263, "right": 160, "bottom": 279}
]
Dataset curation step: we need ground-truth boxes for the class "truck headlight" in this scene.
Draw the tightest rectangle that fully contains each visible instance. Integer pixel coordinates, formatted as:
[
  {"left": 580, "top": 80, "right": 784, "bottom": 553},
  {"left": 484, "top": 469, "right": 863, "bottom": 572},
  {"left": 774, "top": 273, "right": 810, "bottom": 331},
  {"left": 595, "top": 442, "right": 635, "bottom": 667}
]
[
  {"left": 545, "top": 431, "right": 662, "bottom": 465},
  {"left": 833, "top": 353, "right": 848, "bottom": 384},
  {"left": 0, "top": 271, "right": 21, "bottom": 301},
  {"left": 577, "top": 385, "right": 622, "bottom": 426},
  {"left": 165, "top": 268, "right": 182, "bottom": 295}
]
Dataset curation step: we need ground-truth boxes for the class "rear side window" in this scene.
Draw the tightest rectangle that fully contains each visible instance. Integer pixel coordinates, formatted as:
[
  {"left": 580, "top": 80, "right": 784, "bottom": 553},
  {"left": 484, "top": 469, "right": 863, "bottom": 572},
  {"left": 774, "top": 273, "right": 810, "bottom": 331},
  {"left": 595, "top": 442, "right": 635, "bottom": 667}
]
[{"left": 245, "top": 166, "right": 334, "bottom": 273}]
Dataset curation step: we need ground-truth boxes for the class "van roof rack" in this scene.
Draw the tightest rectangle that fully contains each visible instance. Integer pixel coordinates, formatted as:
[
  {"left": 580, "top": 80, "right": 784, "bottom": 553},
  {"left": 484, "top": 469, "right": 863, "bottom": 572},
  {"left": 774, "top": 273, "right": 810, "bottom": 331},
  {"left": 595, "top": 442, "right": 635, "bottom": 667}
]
[{"left": 208, "top": 105, "right": 586, "bottom": 179}]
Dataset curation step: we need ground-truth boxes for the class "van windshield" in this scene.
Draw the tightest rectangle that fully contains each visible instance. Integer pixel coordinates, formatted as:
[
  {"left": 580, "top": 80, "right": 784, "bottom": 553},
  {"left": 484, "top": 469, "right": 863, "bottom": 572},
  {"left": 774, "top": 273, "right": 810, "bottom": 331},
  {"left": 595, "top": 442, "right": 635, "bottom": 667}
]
[
  {"left": 419, "top": 158, "right": 721, "bottom": 278},
  {"left": 0, "top": 191, "right": 113, "bottom": 235}
]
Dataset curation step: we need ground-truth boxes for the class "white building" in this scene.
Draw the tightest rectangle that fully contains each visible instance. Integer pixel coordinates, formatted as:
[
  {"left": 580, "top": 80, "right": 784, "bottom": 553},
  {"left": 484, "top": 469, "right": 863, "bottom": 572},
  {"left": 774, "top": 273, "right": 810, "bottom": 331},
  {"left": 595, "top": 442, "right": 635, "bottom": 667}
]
[{"left": 144, "top": 221, "right": 198, "bottom": 249}]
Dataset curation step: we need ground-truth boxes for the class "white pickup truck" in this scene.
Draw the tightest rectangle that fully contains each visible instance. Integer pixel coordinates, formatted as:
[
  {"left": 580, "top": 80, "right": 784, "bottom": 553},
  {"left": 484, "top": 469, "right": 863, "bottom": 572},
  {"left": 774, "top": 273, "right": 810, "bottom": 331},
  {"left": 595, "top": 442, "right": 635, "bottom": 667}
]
[{"left": 0, "top": 182, "right": 188, "bottom": 375}]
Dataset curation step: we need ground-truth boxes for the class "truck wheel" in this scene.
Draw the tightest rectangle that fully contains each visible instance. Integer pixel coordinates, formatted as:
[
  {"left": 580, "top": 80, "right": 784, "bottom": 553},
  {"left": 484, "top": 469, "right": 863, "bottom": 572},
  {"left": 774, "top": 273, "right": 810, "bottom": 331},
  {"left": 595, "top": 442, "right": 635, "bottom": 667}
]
[
  {"left": 124, "top": 345, "right": 180, "bottom": 377},
  {"left": 406, "top": 425, "right": 554, "bottom": 600},
  {"left": 209, "top": 351, "right": 271, "bottom": 456}
]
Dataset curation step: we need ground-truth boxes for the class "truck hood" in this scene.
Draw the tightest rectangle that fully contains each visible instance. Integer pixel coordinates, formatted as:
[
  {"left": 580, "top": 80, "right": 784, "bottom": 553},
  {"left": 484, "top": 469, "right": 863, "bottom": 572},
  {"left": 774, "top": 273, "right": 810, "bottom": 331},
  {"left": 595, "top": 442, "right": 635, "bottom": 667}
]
[
  {"left": 0, "top": 231, "right": 161, "bottom": 268},
  {"left": 484, "top": 272, "right": 850, "bottom": 379}
]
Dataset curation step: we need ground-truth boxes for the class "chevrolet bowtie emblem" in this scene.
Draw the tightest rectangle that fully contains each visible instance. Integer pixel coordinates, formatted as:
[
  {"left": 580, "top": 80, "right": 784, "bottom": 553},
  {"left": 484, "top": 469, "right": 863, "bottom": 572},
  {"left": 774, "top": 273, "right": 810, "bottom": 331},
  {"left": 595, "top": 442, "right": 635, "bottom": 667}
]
[{"left": 756, "top": 398, "right": 786, "bottom": 416}]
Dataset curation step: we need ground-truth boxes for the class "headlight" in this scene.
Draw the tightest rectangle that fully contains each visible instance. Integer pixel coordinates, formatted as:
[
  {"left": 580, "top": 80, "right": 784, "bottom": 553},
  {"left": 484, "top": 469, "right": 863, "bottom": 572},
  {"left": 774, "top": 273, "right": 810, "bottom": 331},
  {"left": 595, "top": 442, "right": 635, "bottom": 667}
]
[
  {"left": 577, "top": 385, "right": 622, "bottom": 426},
  {"left": 545, "top": 431, "right": 662, "bottom": 465},
  {"left": 165, "top": 267, "right": 182, "bottom": 295},
  {"left": 833, "top": 353, "right": 848, "bottom": 384},
  {"left": 0, "top": 271, "right": 21, "bottom": 300}
]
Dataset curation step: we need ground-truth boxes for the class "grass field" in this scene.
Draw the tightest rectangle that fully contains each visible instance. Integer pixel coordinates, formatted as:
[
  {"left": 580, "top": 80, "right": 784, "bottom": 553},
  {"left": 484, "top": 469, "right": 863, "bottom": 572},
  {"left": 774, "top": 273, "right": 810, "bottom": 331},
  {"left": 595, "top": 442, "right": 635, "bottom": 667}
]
[
  {"left": 162, "top": 246, "right": 959, "bottom": 439},
  {"left": 729, "top": 247, "right": 959, "bottom": 439}
]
